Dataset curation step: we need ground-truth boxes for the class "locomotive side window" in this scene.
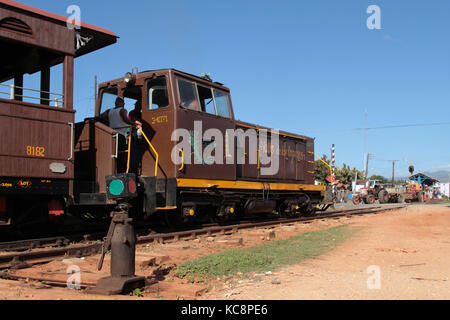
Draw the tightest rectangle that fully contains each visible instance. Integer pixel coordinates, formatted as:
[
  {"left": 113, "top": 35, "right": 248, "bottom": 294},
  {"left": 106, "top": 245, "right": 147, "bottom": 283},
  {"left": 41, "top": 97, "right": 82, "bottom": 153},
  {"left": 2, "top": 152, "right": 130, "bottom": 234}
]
[
  {"left": 197, "top": 85, "right": 216, "bottom": 115},
  {"left": 147, "top": 77, "right": 169, "bottom": 110},
  {"left": 99, "top": 87, "right": 118, "bottom": 114},
  {"left": 177, "top": 79, "right": 200, "bottom": 110},
  {"left": 213, "top": 89, "right": 231, "bottom": 118}
]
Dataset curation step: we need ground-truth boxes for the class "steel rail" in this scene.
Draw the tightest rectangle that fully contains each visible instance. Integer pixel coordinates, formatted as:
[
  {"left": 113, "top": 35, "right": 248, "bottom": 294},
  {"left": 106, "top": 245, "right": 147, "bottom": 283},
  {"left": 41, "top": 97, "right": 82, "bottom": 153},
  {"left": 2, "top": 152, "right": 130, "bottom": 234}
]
[
  {"left": 0, "top": 206, "right": 393, "bottom": 252},
  {"left": 0, "top": 273, "right": 96, "bottom": 289}
]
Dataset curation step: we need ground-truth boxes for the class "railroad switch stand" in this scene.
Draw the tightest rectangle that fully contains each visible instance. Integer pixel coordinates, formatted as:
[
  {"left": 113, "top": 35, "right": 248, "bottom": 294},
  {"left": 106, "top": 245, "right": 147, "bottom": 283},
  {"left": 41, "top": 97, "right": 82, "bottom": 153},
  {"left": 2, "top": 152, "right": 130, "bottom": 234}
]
[{"left": 88, "top": 202, "right": 145, "bottom": 295}]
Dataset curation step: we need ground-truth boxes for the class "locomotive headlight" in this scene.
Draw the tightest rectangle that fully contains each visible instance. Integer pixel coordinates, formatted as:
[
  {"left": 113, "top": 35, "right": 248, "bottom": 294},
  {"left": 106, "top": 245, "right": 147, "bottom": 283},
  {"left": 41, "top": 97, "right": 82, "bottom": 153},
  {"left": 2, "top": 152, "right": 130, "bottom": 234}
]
[{"left": 124, "top": 72, "right": 136, "bottom": 86}]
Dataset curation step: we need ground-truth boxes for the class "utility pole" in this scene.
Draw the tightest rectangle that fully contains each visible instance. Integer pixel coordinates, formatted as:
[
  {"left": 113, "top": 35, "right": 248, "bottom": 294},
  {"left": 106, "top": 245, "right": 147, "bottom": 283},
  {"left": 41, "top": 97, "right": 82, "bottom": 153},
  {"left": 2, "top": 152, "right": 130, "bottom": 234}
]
[
  {"left": 365, "top": 153, "right": 370, "bottom": 179},
  {"left": 331, "top": 144, "right": 336, "bottom": 196},
  {"left": 363, "top": 109, "right": 368, "bottom": 174},
  {"left": 388, "top": 160, "right": 399, "bottom": 183}
]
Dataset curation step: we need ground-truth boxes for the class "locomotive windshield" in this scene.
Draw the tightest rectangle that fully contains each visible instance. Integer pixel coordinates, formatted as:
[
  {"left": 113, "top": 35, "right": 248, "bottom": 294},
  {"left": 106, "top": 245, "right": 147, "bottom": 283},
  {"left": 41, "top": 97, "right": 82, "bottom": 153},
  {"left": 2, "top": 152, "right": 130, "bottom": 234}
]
[
  {"left": 99, "top": 86, "right": 140, "bottom": 115},
  {"left": 177, "top": 78, "right": 231, "bottom": 118}
]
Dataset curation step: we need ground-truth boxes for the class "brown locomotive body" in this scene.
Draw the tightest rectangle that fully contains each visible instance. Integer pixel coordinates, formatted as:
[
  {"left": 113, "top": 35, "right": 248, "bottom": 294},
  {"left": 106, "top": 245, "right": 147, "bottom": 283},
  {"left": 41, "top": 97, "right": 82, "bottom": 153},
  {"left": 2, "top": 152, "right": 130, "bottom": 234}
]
[{"left": 0, "top": 1, "right": 325, "bottom": 235}]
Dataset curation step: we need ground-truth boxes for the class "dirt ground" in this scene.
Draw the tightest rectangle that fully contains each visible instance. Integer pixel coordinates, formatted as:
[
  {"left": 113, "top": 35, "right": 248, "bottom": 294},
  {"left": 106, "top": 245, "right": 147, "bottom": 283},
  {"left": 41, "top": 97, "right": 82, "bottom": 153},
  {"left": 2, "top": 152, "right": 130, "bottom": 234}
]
[{"left": 0, "top": 204, "right": 448, "bottom": 300}]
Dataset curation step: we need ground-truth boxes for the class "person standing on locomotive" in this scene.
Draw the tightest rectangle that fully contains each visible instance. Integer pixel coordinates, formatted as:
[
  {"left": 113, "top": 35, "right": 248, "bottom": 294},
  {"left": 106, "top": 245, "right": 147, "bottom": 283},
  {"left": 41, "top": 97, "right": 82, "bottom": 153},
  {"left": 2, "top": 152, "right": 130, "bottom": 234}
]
[
  {"left": 100, "top": 97, "right": 142, "bottom": 135},
  {"left": 100, "top": 97, "right": 142, "bottom": 172},
  {"left": 128, "top": 100, "right": 147, "bottom": 173}
]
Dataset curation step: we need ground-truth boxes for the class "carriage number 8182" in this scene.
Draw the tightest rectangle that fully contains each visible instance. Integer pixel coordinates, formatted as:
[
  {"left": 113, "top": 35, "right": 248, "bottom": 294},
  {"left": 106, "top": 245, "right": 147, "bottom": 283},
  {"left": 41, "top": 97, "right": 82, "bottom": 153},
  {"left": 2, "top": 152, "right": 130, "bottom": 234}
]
[{"left": 26, "top": 146, "right": 45, "bottom": 157}]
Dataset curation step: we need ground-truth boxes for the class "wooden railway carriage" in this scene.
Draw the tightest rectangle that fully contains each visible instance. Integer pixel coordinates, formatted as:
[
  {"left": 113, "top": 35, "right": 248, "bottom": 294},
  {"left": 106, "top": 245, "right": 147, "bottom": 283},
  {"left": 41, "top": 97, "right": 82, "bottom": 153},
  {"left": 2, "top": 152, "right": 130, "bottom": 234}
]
[{"left": 0, "top": 0, "right": 116, "bottom": 231}]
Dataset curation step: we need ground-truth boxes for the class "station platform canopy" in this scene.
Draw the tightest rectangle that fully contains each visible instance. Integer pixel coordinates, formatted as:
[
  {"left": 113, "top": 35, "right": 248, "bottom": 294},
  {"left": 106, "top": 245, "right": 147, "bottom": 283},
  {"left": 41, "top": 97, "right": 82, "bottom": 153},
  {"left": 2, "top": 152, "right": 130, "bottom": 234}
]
[{"left": 409, "top": 172, "right": 440, "bottom": 186}]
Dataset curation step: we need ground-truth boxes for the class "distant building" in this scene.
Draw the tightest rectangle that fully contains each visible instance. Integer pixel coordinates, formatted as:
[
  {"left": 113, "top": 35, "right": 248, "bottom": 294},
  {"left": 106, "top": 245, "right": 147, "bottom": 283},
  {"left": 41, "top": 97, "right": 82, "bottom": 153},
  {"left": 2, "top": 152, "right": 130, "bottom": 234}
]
[{"left": 439, "top": 182, "right": 450, "bottom": 197}]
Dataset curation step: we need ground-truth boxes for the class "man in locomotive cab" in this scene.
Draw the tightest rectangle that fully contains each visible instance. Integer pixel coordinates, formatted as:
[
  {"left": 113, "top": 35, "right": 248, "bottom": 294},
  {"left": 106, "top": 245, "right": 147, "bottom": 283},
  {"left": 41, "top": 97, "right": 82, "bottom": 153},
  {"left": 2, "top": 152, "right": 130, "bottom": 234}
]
[
  {"left": 100, "top": 97, "right": 142, "bottom": 172},
  {"left": 100, "top": 97, "right": 142, "bottom": 136}
]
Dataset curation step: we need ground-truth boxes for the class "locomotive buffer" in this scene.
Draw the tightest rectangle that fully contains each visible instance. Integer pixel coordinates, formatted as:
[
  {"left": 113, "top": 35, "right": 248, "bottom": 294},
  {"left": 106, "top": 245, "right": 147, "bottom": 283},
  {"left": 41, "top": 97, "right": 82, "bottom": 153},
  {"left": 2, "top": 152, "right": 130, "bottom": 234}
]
[{"left": 88, "top": 173, "right": 145, "bottom": 295}]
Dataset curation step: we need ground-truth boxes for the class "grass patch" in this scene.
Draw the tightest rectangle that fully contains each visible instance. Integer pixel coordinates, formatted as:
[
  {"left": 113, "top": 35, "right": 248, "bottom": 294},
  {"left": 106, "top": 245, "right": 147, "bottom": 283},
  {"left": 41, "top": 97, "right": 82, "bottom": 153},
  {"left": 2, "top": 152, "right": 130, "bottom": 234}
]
[{"left": 176, "top": 224, "right": 358, "bottom": 281}]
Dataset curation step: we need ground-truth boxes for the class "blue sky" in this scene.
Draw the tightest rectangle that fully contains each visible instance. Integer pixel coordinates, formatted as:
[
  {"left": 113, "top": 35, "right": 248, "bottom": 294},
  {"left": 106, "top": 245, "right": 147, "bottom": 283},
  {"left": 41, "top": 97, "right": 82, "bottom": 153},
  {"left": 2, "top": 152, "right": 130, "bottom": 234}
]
[{"left": 11, "top": 0, "right": 450, "bottom": 179}]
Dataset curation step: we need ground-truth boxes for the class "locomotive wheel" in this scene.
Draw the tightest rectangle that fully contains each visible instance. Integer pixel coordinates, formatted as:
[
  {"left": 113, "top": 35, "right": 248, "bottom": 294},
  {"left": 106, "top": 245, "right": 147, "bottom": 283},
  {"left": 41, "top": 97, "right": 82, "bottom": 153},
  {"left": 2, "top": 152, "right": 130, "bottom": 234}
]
[
  {"left": 280, "top": 203, "right": 299, "bottom": 218},
  {"left": 378, "top": 190, "right": 389, "bottom": 204},
  {"left": 300, "top": 203, "right": 316, "bottom": 217},
  {"left": 163, "top": 208, "right": 186, "bottom": 228},
  {"left": 397, "top": 194, "right": 405, "bottom": 203}
]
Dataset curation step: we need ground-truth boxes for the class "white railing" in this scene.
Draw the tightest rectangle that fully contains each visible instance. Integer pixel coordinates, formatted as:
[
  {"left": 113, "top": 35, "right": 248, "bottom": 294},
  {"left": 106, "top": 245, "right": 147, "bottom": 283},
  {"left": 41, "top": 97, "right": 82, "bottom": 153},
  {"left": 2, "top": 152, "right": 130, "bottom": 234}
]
[{"left": 0, "top": 83, "right": 63, "bottom": 107}]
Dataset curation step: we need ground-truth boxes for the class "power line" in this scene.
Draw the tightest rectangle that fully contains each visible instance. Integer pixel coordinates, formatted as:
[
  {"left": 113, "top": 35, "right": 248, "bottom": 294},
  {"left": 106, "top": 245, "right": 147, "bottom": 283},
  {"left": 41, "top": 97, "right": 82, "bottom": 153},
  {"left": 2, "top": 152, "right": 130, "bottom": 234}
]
[
  {"left": 353, "top": 121, "right": 450, "bottom": 131},
  {"left": 299, "top": 121, "right": 450, "bottom": 136}
]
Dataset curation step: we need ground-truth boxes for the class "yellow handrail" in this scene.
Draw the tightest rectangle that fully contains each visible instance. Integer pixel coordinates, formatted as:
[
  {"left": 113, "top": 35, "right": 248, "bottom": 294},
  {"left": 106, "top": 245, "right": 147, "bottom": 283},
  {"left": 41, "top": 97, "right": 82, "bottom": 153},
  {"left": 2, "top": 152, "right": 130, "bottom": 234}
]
[
  {"left": 138, "top": 128, "right": 159, "bottom": 177},
  {"left": 126, "top": 126, "right": 132, "bottom": 173},
  {"left": 257, "top": 149, "right": 260, "bottom": 169},
  {"left": 313, "top": 154, "right": 333, "bottom": 184},
  {"left": 179, "top": 149, "right": 184, "bottom": 172}
]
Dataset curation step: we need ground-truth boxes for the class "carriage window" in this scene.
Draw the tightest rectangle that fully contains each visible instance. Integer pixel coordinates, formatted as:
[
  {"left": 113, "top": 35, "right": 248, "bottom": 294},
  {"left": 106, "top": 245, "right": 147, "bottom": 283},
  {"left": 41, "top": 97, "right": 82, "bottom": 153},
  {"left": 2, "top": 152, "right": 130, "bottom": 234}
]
[
  {"left": 178, "top": 79, "right": 199, "bottom": 110},
  {"left": 197, "top": 85, "right": 216, "bottom": 115},
  {"left": 213, "top": 90, "right": 231, "bottom": 118},
  {"left": 147, "top": 77, "right": 169, "bottom": 110}
]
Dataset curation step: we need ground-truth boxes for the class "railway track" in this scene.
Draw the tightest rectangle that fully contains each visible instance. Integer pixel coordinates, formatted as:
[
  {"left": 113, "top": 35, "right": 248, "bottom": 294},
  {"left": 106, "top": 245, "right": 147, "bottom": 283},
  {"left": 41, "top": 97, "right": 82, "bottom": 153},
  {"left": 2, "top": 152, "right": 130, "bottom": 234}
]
[
  {"left": 0, "top": 204, "right": 408, "bottom": 271},
  {"left": 0, "top": 206, "right": 382, "bottom": 252}
]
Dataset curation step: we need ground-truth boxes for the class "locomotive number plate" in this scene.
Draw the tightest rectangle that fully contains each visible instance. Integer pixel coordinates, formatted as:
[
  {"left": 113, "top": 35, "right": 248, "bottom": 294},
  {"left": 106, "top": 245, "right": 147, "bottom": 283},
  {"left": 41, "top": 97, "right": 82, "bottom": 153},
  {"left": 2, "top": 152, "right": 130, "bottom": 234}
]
[{"left": 26, "top": 146, "right": 45, "bottom": 157}]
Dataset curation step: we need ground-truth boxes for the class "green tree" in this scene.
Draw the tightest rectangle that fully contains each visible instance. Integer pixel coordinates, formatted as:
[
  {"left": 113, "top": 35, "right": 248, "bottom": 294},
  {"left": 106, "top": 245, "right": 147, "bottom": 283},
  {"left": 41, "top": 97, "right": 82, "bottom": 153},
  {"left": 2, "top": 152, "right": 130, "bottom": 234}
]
[
  {"left": 314, "top": 157, "right": 365, "bottom": 185},
  {"left": 314, "top": 155, "right": 331, "bottom": 184}
]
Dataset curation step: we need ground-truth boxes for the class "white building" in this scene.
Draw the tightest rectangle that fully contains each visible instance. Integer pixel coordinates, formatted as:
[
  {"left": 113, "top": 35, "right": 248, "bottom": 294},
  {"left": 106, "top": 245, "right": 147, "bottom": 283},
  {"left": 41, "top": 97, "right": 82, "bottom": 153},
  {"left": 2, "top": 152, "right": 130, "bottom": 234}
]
[{"left": 439, "top": 182, "right": 450, "bottom": 197}]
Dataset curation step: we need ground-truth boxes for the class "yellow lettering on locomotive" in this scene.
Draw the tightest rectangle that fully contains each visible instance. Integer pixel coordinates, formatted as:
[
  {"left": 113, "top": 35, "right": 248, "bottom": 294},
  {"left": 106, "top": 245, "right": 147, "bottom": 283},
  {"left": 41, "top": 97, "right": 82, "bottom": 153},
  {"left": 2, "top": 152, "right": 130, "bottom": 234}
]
[
  {"left": 0, "top": 183, "right": 12, "bottom": 188},
  {"left": 26, "top": 146, "right": 45, "bottom": 157},
  {"left": 151, "top": 115, "right": 168, "bottom": 125}
]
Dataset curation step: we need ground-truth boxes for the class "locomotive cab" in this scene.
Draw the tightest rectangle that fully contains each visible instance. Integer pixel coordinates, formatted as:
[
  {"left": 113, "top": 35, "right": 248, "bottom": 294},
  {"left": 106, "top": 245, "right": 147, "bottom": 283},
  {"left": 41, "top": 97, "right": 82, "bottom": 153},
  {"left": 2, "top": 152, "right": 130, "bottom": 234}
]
[{"left": 74, "top": 71, "right": 175, "bottom": 217}]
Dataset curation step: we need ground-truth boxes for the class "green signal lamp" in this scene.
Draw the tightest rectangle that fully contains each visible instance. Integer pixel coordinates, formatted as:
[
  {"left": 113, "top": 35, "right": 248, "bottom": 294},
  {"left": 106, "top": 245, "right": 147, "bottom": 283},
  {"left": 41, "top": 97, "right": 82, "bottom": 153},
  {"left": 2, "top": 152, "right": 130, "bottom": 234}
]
[{"left": 105, "top": 173, "right": 138, "bottom": 199}]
